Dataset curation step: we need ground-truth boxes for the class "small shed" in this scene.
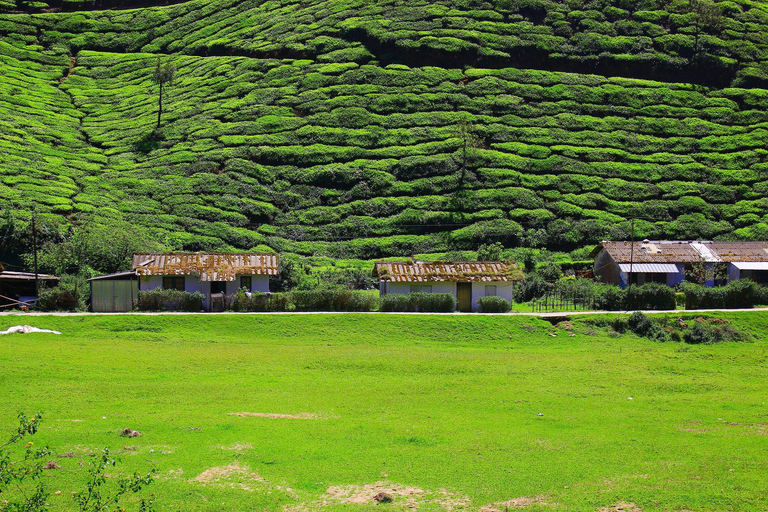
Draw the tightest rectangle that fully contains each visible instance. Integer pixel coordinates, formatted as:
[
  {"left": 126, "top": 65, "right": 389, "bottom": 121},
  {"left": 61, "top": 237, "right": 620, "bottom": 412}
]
[
  {"left": 88, "top": 271, "right": 139, "bottom": 312},
  {"left": 0, "top": 270, "right": 59, "bottom": 310},
  {"left": 373, "top": 261, "right": 525, "bottom": 312}
]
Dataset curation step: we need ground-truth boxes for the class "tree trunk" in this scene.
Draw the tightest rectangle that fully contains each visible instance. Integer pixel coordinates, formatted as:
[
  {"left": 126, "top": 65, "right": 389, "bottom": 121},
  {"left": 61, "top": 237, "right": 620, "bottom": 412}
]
[{"left": 157, "top": 82, "right": 163, "bottom": 129}]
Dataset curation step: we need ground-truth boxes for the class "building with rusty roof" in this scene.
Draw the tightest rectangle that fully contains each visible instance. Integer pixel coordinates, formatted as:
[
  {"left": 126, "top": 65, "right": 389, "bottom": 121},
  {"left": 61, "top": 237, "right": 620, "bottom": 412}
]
[
  {"left": 133, "top": 253, "right": 279, "bottom": 311},
  {"left": 373, "top": 261, "right": 524, "bottom": 312},
  {"left": 88, "top": 253, "right": 279, "bottom": 312},
  {"left": 591, "top": 240, "right": 768, "bottom": 288}
]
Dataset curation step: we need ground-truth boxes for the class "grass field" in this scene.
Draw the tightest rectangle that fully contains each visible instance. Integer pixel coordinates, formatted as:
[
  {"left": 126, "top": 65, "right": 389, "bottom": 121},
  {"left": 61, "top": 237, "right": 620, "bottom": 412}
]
[{"left": 1, "top": 313, "right": 767, "bottom": 511}]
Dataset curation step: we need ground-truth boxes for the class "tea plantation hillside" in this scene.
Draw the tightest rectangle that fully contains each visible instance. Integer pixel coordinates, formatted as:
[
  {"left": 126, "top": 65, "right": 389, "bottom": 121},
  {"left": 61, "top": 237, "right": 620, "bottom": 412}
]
[{"left": 3, "top": 0, "right": 768, "bottom": 259}]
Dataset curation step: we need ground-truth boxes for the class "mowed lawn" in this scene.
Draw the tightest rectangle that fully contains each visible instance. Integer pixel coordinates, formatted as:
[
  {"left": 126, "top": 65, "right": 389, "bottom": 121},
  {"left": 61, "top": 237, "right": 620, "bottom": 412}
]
[{"left": 1, "top": 314, "right": 767, "bottom": 511}]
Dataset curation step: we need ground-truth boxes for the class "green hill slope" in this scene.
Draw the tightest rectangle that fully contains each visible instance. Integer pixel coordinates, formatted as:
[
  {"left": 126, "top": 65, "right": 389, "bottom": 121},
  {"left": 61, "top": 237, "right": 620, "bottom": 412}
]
[{"left": 2, "top": 0, "right": 768, "bottom": 263}]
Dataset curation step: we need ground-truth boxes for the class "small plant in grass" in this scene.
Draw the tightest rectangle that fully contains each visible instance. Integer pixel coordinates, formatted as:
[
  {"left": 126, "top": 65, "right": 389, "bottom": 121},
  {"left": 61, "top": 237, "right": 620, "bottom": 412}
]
[
  {"left": 73, "top": 448, "right": 157, "bottom": 512},
  {"left": 0, "top": 412, "right": 50, "bottom": 511},
  {"left": 1, "top": 413, "right": 157, "bottom": 511}
]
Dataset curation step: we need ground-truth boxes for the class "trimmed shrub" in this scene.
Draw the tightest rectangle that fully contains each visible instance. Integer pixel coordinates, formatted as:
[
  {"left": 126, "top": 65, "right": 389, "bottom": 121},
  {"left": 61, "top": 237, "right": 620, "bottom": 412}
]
[
  {"left": 379, "top": 292, "right": 456, "bottom": 312},
  {"left": 477, "top": 296, "right": 513, "bottom": 313},
  {"left": 229, "top": 291, "right": 290, "bottom": 312},
  {"left": 136, "top": 289, "right": 203, "bottom": 311},
  {"left": 595, "top": 285, "right": 625, "bottom": 310},
  {"left": 289, "top": 289, "right": 377, "bottom": 311},
  {"left": 680, "top": 279, "right": 760, "bottom": 309},
  {"left": 625, "top": 283, "right": 676, "bottom": 310},
  {"left": 379, "top": 293, "right": 411, "bottom": 312}
]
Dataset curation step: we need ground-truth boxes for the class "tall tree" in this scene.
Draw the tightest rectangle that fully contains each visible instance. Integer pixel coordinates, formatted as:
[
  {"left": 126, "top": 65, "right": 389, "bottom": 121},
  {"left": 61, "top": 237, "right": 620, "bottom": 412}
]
[{"left": 152, "top": 58, "right": 176, "bottom": 129}]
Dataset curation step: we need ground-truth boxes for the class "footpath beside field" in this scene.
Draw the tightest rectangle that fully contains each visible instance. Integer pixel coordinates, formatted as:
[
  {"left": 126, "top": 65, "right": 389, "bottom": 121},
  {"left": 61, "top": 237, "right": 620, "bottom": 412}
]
[{"left": 3, "top": 308, "right": 768, "bottom": 317}]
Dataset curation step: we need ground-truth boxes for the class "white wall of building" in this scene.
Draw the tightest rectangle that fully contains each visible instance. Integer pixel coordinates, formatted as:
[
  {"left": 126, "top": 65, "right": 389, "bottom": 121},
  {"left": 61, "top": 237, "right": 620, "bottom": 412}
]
[
  {"left": 140, "top": 274, "right": 270, "bottom": 309},
  {"left": 471, "top": 282, "right": 515, "bottom": 311},
  {"left": 386, "top": 282, "right": 457, "bottom": 295}
]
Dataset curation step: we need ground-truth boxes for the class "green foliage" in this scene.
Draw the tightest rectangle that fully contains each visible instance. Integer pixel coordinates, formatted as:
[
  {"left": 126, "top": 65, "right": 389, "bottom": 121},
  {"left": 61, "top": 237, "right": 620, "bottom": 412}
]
[
  {"left": 0, "top": 412, "right": 50, "bottom": 512},
  {"left": 379, "top": 292, "right": 456, "bottom": 312},
  {"left": 35, "top": 274, "right": 88, "bottom": 311},
  {"left": 1, "top": 0, "right": 768, "bottom": 259},
  {"left": 683, "top": 318, "right": 745, "bottom": 344},
  {"left": 625, "top": 282, "right": 677, "bottom": 310},
  {"left": 135, "top": 288, "right": 204, "bottom": 311},
  {"left": 477, "top": 295, "right": 513, "bottom": 312},
  {"left": 680, "top": 279, "right": 761, "bottom": 309}
]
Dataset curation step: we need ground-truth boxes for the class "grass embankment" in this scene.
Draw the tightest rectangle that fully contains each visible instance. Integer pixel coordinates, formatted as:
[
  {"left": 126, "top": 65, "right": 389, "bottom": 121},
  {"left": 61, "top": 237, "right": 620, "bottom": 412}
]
[{"left": 1, "top": 313, "right": 767, "bottom": 511}]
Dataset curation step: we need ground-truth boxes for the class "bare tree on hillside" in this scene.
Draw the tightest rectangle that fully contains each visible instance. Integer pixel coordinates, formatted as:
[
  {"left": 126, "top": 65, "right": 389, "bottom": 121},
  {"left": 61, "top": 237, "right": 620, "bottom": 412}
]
[{"left": 152, "top": 58, "right": 176, "bottom": 130}]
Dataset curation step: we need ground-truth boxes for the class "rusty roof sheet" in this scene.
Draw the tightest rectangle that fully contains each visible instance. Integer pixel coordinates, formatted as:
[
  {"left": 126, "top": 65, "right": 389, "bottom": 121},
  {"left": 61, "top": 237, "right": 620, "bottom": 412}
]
[
  {"left": 373, "top": 261, "right": 524, "bottom": 282},
  {"left": 132, "top": 253, "right": 279, "bottom": 281},
  {"left": 594, "top": 240, "right": 768, "bottom": 264},
  {"left": 702, "top": 242, "right": 768, "bottom": 262},
  {"left": 0, "top": 271, "right": 59, "bottom": 281},
  {"left": 595, "top": 241, "right": 708, "bottom": 263}
]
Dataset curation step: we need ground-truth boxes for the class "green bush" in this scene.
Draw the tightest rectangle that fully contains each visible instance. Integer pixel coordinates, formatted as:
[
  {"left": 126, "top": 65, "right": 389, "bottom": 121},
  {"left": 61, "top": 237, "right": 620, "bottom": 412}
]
[
  {"left": 625, "top": 283, "right": 677, "bottom": 310},
  {"left": 379, "top": 292, "right": 456, "bottom": 312},
  {"left": 34, "top": 275, "right": 87, "bottom": 312},
  {"left": 136, "top": 288, "right": 204, "bottom": 311},
  {"left": 596, "top": 285, "right": 625, "bottom": 311},
  {"left": 680, "top": 279, "right": 760, "bottom": 309},
  {"left": 477, "top": 296, "right": 513, "bottom": 313},
  {"left": 289, "top": 289, "right": 377, "bottom": 311},
  {"left": 229, "top": 291, "right": 290, "bottom": 311},
  {"left": 684, "top": 319, "right": 745, "bottom": 344}
]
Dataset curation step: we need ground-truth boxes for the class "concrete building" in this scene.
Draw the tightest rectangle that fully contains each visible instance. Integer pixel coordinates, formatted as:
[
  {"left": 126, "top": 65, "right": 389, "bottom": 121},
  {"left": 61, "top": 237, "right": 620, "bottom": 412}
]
[
  {"left": 591, "top": 240, "right": 768, "bottom": 288},
  {"left": 373, "top": 260, "right": 524, "bottom": 312}
]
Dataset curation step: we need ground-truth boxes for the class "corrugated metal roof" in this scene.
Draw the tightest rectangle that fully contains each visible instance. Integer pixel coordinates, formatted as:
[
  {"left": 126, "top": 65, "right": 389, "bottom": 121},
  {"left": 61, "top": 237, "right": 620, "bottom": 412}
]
[
  {"left": 0, "top": 271, "right": 59, "bottom": 281},
  {"left": 732, "top": 261, "right": 768, "bottom": 270},
  {"left": 132, "top": 253, "right": 279, "bottom": 281},
  {"left": 618, "top": 263, "right": 679, "bottom": 273},
  {"left": 703, "top": 242, "right": 768, "bottom": 262},
  {"left": 88, "top": 271, "right": 138, "bottom": 281},
  {"left": 594, "top": 240, "right": 768, "bottom": 264},
  {"left": 373, "top": 261, "right": 524, "bottom": 282},
  {"left": 596, "top": 241, "right": 701, "bottom": 263}
]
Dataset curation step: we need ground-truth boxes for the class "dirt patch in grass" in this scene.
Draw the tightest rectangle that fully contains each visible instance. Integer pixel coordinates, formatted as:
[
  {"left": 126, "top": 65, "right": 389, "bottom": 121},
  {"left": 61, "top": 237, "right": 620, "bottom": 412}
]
[
  {"left": 285, "top": 481, "right": 469, "bottom": 511},
  {"left": 192, "top": 464, "right": 264, "bottom": 492},
  {"left": 479, "top": 495, "right": 548, "bottom": 510},
  {"left": 598, "top": 502, "right": 642, "bottom": 512},
  {"left": 220, "top": 442, "right": 254, "bottom": 451},
  {"left": 724, "top": 422, "right": 767, "bottom": 435},
  {"left": 228, "top": 412, "right": 322, "bottom": 419}
]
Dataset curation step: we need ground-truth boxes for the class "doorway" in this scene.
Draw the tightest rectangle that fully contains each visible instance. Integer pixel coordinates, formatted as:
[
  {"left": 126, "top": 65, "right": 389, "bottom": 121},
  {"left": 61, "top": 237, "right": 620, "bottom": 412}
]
[{"left": 457, "top": 282, "right": 472, "bottom": 312}]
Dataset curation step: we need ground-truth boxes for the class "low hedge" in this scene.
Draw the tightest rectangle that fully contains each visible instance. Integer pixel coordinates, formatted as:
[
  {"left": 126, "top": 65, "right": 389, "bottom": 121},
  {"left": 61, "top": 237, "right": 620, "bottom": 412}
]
[
  {"left": 680, "top": 279, "right": 761, "bottom": 309},
  {"left": 228, "top": 289, "right": 378, "bottom": 312},
  {"left": 136, "top": 289, "right": 204, "bottom": 311},
  {"left": 379, "top": 292, "right": 456, "bottom": 312},
  {"left": 477, "top": 296, "right": 513, "bottom": 313}
]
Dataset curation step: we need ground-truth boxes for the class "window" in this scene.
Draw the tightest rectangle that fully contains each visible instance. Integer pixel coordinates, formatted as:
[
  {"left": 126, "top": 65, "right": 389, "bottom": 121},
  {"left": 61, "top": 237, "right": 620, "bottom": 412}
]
[
  {"left": 240, "top": 276, "right": 252, "bottom": 291},
  {"left": 162, "top": 276, "right": 185, "bottom": 291},
  {"left": 210, "top": 281, "right": 227, "bottom": 294},
  {"left": 485, "top": 285, "right": 497, "bottom": 296},
  {"left": 410, "top": 285, "right": 432, "bottom": 293}
]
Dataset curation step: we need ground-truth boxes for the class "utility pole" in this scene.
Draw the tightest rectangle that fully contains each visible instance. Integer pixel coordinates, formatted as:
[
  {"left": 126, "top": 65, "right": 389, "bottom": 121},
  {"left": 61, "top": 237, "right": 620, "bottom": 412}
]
[
  {"left": 31, "top": 215, "right": 39, "bottom": 297},
  {"left": 627, "top": 217, "right": 635, "bottom": 293}
]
